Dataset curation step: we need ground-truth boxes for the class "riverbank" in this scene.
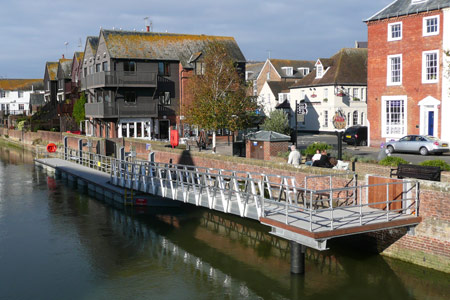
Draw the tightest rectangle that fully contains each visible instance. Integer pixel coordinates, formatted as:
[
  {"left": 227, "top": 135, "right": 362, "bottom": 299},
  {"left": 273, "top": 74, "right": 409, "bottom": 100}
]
[{"left": 1, "top": 128, "right": 449, "bottom": 273}]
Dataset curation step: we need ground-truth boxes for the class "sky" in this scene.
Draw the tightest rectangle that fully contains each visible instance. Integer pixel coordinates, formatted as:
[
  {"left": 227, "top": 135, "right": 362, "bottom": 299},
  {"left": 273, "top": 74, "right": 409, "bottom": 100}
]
[{"left": 0, "top": 0, "right": 393, "bottom": 79}]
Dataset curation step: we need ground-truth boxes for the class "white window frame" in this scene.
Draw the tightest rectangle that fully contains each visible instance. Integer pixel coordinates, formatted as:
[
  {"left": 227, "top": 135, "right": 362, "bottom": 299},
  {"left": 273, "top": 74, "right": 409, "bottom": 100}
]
[
  {"left": 316, "top": 65, "right": 323, "bottom": 78},
  {"left": 282, "top": 67, "right": 293, "bottom": 76},
  {"left": 353, "top": 88, "right": 359, "bottom": 99},
  {"left": 423, "top": 15, "right": 439, "bottom": 36},
  {"left": 353, "top": 111, "right": 358, "bottom": 126},
  {"left": 422, "top": 50, "right": 439, "bottom": 84},
  {"left": 388, "top": 22, "right": 402, "bottom": 41},
  {"left": 387, "top": 54, "right": 402, "bottom": 86},
  {"left": 298, "top": 67, "right": 309, "bottom": 76},
  {"left": 382, "top": 95, "right": 407, "bottom": 138},
  {"left": 324, "top": 110, "right": 328, "bottom": 127},
  {"left": 323, "top": 88, "right": 328, "bottom": 99}
]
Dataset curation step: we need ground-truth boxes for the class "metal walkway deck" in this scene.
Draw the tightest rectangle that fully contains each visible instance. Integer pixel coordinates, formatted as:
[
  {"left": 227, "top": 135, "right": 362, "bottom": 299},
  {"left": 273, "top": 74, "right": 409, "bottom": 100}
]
[{"left": 35, "top": 148, "right": 421, "bottom": 251}]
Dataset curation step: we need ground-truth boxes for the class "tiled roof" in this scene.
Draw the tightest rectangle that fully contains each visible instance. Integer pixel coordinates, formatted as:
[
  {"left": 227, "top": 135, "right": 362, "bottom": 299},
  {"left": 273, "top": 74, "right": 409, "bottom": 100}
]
[
  {"left": 247, "top": 130, "right": 291, "bottom": 142},
  {"left": 46, "top": 62, "right": 59, "bottom": 80},
  {"left": 101, "top": 30, "right": 246, "bottom": 67},
  {"left": 267, "top": 81, "right": 292, "bottom": 96},
  {"left": 269, "top": 59, "right": 315, "bottom": 79},
  {"left": 245, "top": 62, "right": 264, "bottom": 80},
  {"left": 58, "top": 58, "right": 73, "bottom": 79},
  {"left": 87, "top": 36, "right": 99, "bottom": 52},
  {"left": 0, "top": 79, "right": 43, "bottom": 90},
  {"left": 366, "top": 0, "right": 450, "bottom": 22},
  {"left": 291, "top": 48, "right": 367, "bottom": 88},
  {"left": 74, "top": 52, "right": 84, "bottom": 62}
]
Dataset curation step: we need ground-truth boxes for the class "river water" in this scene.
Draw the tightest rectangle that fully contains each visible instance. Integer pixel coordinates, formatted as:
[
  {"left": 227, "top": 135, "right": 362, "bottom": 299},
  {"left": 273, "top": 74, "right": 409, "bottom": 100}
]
[{"left": 0, "top": 143, "right": 448, "bottom": 300}]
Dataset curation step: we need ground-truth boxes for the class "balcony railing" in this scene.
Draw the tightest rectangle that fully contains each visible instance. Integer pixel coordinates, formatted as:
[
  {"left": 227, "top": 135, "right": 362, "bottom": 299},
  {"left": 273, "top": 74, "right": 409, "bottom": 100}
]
[
  {"left": 85, "top": 100, "right": 158, "bottom": 118},
  {"left": 81, "top": 71, "right": 157, "bottom": 90},
  {"left": 0, "top": 109, "right": 28, "bottom": 116}
]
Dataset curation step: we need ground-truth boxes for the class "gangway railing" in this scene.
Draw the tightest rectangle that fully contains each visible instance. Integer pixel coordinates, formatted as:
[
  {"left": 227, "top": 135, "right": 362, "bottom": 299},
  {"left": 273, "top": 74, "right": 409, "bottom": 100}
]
[{"left": 36, "top": 147, "right": 419, "bottom": 235}]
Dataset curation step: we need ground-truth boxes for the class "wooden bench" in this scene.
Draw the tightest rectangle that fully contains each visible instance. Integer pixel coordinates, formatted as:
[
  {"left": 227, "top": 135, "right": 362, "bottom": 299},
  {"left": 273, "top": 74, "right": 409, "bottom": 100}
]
[{"left": 390, "top": 164, "right": 441, "bottom": 182}]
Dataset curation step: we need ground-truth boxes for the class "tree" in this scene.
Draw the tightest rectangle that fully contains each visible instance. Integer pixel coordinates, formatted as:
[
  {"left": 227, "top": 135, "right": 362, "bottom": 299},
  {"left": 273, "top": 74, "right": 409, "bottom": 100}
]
[
  {"left": 261, "top": 109, "right": 290, "bottom": 135},
  {"left": 185, "top": 42, "right": 257, "bottom": 152},
  {"left": 72, "top": 92, "right": 86, "bottom": 125}
]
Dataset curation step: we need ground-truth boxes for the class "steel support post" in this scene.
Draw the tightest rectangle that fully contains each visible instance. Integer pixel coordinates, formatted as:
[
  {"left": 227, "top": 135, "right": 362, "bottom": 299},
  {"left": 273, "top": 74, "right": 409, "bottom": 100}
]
[
  {"left": 337, "top": 131, "right": 343, "bottom": 160},
  {"left": 290, "top": 241, "right": 306, "bottom": 274}
]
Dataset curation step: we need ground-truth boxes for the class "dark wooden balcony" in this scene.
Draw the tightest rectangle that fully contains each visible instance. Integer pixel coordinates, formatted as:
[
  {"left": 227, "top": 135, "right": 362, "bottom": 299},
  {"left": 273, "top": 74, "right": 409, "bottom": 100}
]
[
  {"left": 81, "top": 71, "right": 157, "bottom": 90},
  {"left": 85, "top": 100, "right": 158, "bottom": 118}
]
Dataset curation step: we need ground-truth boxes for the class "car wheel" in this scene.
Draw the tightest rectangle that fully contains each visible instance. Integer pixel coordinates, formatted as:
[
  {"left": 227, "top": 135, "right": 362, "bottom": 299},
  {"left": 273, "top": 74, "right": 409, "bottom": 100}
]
[
  {"left": 387, "top": 145, "right": 394, "bottom": 154},
  {"left": 419, "top": 147, "right": 428, "bottom": 156},
  {"left": 359, "top": 140, "right": 367, "bottom": 147}
]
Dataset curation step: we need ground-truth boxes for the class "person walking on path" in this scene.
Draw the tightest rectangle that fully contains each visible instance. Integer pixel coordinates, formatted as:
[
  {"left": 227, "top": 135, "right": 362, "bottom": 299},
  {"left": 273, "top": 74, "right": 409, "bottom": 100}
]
[{"left": 287, "top": 145, "right": 301, "bottom": 166}]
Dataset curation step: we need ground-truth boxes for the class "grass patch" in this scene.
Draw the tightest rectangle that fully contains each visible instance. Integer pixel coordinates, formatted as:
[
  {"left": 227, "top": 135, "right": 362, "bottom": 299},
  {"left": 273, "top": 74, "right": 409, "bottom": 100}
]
[
  {"left": 419, "top": 160, "right": 450, "bottom": 171},
  {"left": 379, "top": 156, "right": 409, "bottom": 167}
]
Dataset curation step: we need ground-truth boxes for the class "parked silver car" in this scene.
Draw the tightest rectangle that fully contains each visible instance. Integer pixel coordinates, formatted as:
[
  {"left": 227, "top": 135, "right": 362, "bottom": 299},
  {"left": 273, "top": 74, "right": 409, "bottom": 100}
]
[{"left": 386, "top": 135, "right": 449, "bottom": 156}]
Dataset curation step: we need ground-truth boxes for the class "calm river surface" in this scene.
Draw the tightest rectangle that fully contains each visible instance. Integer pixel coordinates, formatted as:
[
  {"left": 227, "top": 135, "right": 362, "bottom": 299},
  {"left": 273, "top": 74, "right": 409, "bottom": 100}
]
[{"left": 0, "top": 143, "right": 449, "bottom": 300}]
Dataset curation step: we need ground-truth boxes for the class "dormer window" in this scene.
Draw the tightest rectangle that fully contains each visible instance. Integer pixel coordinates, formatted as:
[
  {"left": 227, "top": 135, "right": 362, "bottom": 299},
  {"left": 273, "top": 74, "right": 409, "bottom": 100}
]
[
  {"left": 282, "top": 67, "right": 293, "bottom": 76},
  {"left": 245, "top": 71, "right": 254, "bottom": 80},
  {"left": 316, "top": 65, "right": 323, "bottom": 78},
  {"left": 298, "top": 67, "right": 310, "bottom": 76}
]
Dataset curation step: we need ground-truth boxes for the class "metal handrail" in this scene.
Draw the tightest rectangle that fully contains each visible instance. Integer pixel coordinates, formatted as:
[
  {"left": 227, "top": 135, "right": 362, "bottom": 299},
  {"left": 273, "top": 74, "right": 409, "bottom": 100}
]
[{"left": 38, "top": 147, "right": 419, "bottom": 233}]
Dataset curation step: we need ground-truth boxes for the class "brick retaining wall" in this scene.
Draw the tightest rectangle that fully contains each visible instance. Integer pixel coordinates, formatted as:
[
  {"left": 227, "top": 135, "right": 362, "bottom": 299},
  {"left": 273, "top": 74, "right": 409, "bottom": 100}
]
[{"left": 1, "top": 128, "right": 449, "bottom": 273}]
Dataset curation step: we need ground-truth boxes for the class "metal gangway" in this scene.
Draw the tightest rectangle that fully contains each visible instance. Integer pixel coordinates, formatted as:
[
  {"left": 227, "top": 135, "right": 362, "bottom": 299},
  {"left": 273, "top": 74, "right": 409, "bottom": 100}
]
[{"left": 37, "top": 147, "right": 422, "bottom": 253}]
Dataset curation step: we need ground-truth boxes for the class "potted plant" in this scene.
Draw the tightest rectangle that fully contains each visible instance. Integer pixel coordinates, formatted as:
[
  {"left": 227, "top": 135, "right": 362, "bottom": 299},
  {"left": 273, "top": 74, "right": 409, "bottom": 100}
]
[
  {"left": 352, "top": 97, "right": 360, "bottom": 101},
  {"left": 323, "top": 98, "right": 328, "bottom": 102}
]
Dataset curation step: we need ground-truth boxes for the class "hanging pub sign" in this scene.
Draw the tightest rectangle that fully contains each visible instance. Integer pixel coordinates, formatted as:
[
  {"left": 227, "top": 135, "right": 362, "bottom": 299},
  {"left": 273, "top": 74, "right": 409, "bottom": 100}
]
[{"left": 332, "top": 109, "right": 347, "bottom": 129}]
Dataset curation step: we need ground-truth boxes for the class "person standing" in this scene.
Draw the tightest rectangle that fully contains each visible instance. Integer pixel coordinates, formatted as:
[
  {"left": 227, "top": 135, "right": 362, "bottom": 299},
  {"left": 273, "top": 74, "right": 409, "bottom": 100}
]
[{"left": 287, "top": 145, "right": 301, "bottom": 166}]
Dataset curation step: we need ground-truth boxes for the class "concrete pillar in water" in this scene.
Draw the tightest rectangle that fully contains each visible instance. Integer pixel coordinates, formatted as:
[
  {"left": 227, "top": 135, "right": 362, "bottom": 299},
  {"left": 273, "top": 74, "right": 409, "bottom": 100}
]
[{"left": 290, "top": 241, "right": 305, "bottom": 274}]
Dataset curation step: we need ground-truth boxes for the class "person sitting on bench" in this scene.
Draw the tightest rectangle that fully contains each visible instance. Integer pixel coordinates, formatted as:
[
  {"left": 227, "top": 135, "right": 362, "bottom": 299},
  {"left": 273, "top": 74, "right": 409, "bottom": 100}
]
[
  {"left": 312, "top": 150, "right": 333, "bottom": 168},
  {"left": 305, "top": 149, "right": 322, "bottom": 166}
]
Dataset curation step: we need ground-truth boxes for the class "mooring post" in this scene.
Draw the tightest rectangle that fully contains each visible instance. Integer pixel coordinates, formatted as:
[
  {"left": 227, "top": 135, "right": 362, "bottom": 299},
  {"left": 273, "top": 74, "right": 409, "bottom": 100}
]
[
  {"left": 63, "top": 136, "right": 68, "bottom": 160},
  {"left": 78, "top": 139, "right": 83, "bottom": 162},
  {"left": 290, "top": 241, "right": 306, "bottom": 274}
]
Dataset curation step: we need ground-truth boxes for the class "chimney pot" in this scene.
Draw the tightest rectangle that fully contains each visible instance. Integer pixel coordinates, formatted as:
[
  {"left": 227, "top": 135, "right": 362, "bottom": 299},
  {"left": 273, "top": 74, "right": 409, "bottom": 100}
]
[{"left": 62, "top": 54, "right": 65, "bottom": 59}]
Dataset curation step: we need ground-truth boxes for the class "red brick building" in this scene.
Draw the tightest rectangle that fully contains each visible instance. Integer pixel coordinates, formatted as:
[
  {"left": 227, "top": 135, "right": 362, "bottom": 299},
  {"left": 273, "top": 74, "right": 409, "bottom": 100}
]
[{"left": 365, "top": 0, "right": 450, "bottom": 146}]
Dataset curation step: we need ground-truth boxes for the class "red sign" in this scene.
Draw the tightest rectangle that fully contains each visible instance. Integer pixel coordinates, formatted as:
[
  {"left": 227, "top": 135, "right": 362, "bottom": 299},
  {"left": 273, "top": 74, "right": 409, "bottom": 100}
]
[
  {"left": 332, "top": 110, "right": 347, "bottom": 129},
  {"left": 46, "top": 143, "right": 57, "bottom": 153},
  {"left": 135, "top": 198, "right": 148, "bottom": 206}
]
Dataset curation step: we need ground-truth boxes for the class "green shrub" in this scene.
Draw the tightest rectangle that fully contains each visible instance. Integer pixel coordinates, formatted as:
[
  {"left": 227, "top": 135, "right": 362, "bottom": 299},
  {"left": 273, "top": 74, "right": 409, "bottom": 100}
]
[
  {"left": 305, "top": 142, "right": 332, "bottom": 156},
  {"left": 17, "top": 120, "right": 26, "bottom": 131},
  {"left": 419, "top": 160, "right": 450, "bottom": 171},
  {"left": 379, "top": 156, "right": 409, "bottom": 167},
  {"left": 261, "top": 110, "right": 290, "bottom": 135},
  {"left": 4, "top": 135, "right": 9, "bottom": 138}
]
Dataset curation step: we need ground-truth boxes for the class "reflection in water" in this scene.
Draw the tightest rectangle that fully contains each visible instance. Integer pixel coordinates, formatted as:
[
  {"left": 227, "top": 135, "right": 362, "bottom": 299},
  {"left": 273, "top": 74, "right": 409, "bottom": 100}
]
[{"left": 0, "top": 144, "right": 449, "bottom": 300}]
